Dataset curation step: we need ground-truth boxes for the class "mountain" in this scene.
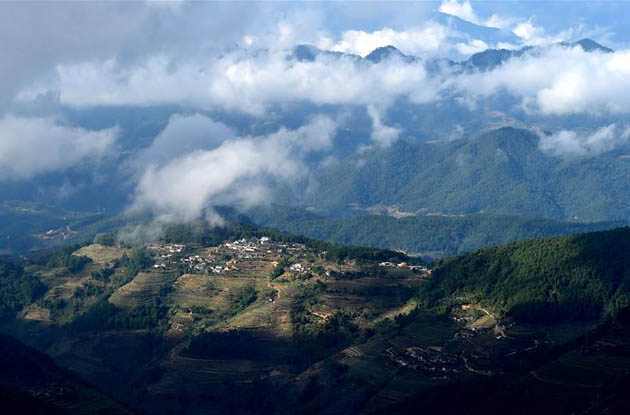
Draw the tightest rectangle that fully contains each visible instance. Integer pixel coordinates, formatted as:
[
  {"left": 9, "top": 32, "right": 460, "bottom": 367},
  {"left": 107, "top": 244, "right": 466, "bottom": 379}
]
[
  {"left": 431, "top": 11, "right": 522, "bottom": 51},
  {"left": 295, "top": 37, "right": 611, "bottom": 72},
  {"left": 464, "top": 38, "right": 612, "bottom": 71},
  {"left": 568, "top": 38, "right": 614, "bottom": 53},
  {"left": 464, "top": 45, "right": 533, "bottom": 71},
  {"left": 303, "top": 126, "right": 630, "bottom": 222},
  {"left": 364, "top": 45, "right": 416, "bottom": 63},
  {"left": 249, "top": 206, "right": 623, "bottom": 258},
  {"left": 1, "top": 223, "right": 630, "bottom": 413},
  {"left": 0, "top": 331, "right": 133, "bottom": 414},
  {"left": 425, "top": 227, "right": 630, "bottom": 322}
]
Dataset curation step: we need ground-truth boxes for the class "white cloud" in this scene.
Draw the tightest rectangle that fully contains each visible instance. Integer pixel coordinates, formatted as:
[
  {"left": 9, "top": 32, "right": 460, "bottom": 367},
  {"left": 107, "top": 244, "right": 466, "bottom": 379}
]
[
  {"left": 538, "top": 124, "right": 628, "bottom": 157},
  {"left": 512, "top": 21, "right": 543, "bottom": 42},
  {"left": 12, "top": 18, "right": 629, "bottom": 122},
  {"left": 439, "top": 0, "right": 480, "bottom": 25},
  {"left": 450, "top": 45, "right": 630, "bottom": 116},
  {"left": 0, "top": 115, "right": 118, "bottom": 180},
  {"left": 132, "top": 115, "right": 337, "bottom": 220},
  {"left": 455, "top": 39, "right": 489, "bottom": 55},
  {"left": 438, "top": 1, "right": 583, "bottom": 48},
  {"left": 510, "top": 18, "right": 583, "bottom": 47},
  {"left": 367, "top": 105, "right": 400, "bottom": 147},
  {"left": 485, "top": 13, "right": 515, "bottom": 30},
  {"left": 439, "top": 0, "right": 514, "bottom": 31},
  {"left": 31, "top": 48, "right": 437, "bottom": 115},
  {"left": 137, "top": 113, "right": 236, "bottom": 168},
  {"left": 324, "top": 23, "right": 449, "bottom": 57}
]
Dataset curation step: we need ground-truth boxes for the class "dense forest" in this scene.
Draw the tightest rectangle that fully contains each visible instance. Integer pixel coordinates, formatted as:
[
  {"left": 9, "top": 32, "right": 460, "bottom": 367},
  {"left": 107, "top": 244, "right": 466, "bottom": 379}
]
[
  {"left": 0, "top": 260, "right": 46, "bottom": 319},
  {"left": 423, "top": 227, "right": 630, "bottom": 322},
  {"left": 302, "top": 127, "right": 630, "bottom": 222},
  {"left": 250, "top": 206, "right": 621, "bottom": 257}
]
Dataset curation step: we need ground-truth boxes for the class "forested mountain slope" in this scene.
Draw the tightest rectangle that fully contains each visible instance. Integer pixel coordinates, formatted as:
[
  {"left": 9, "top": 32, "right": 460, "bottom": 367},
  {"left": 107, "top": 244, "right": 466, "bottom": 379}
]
[
  {"left": 1, "top": 223, "right": 630, "bottom": 413},
  {"left": 250, "top": 206, "right": 622, "bottom": 257},
  {"left": 425, "top": 227, "right": 630, "bottom": 322},
  {"left": 306, "top": 127, "right": 630, "bottom": 222}
]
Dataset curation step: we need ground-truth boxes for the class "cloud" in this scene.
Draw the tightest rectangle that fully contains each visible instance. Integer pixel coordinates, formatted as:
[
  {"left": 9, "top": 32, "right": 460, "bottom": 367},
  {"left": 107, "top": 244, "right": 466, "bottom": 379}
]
[
  {"left": 31, "top": 48, "right": 437, "bottom": 115},
  {"left": 485, "top": 13, "right": 515, "bottom": 30},
  {"left": 450, "top": 45, "right": 630, "bottom": 116},
  {"left": 322, "top": 23, "right": 449, "bottom": 57},
  {"left": 455, "top": 39, "right": 489, "bottom": 55},
  {"left": 439, "top": 0, "right": 480, "bottom": 25},
  {"left": 0, "top": 2, "right": 266, "bottom": 108},
  {"left": 367, "top": 105, "right": 400, "bottom": 147},
  {"left": 8, "top": 3, "right": 630, "bottom": 127},
  {"left": 18, "top": 36, "right": 630, "bottom": 122},
  {"left": 538, "top": 124, "right": 629, "bottom": 157},
  {"left": 137, "top": 113, "right": 236, "bottom": 168},
  {"left": 438, "top": 1, "right": 584, "bottom": 47},
  {"left": 0, "top": 115, "right": 118, "bottom": 180},
  {"left": 511, "top": 20, "right": 578, "bottom": 46},
  {"left": 23, "top": 39, "right": 630, "bottom": 120},
  {"left": 439, "top": 0, "right": 514, "bottom": 31},
  {"left": 132, "top": 115, "right": 337, "bottom": 220},
  {"left": 512, "top": 21, "right": 544, "bottom": 42}
]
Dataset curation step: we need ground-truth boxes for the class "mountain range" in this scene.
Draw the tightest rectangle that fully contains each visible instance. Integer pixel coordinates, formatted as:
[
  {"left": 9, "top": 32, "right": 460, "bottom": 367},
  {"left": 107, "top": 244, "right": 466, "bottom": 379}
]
[
  {"left": 296, "top": 126, "right": 630, "bottom": 222},
  {"left": 1, "top": 223, "right": 629, "bottom": 414}
]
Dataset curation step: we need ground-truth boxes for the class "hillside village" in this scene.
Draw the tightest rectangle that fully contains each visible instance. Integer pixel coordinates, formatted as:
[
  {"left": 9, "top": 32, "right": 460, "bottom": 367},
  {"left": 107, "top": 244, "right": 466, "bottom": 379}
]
[
  {"left": 1, "top": 228, "right": 628, "bottom": 414},
  {"left": 145, "top": 237, "right": 426, "bottom": 277}
]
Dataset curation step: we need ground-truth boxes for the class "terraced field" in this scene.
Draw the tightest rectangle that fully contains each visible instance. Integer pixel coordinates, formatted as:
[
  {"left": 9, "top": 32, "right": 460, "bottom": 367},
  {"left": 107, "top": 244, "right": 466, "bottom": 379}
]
[
  {"left": 109, "top": 271, "right": 178, "bottom": 309},
  {"left": 14, "top": 236, "right": 625, "bottom": 414}
]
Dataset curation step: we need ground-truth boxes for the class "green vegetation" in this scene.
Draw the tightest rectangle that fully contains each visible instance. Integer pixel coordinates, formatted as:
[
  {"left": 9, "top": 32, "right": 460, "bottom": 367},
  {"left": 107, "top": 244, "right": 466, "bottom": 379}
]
[
  {"left": 120, "top": 248, "right": 153, "bottom": 276},
  {"left": 5, "top": 221, "right": 630, "bottom": 414},
  {"left": 228, "top": 286, "right": 257, "bottom": 315},
  {"left": 423, "top": 227, "right": 630, "bottom": 322},
  {"left": 300, "top": 127, "right": 630, "bottom": 222},
  {"left": 37, "top": 243, "right": 92, "bottom": 272},
  {"left": 0, "top": 259, "right": 46, "bottom": 318},
  {"left": 69, "top": 297, "right": 167, "bottom": 332},
  {"left": 293, "top": 311, "right": 359, "bottom": 361},
  {"left": 251, "top": 206, "right": 622, "bottom": 256},
  {"left": 95, "top": 233, "right": 116, "bottom": 247},
  {"left": 162, "top": 221, "right": 414, "bottom": 264},
  {"left": 91, "top": 266, "right": 115, "bottom": 282}
]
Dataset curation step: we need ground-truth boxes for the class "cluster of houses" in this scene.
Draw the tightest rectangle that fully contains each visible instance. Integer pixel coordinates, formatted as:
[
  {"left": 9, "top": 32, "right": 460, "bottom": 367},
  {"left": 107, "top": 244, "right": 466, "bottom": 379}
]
[
  {"left": 38, "top": 225, "right": 76, "bottom": 241},
  {"left": 223, "top": 237, "right": 308, "bottom": 259},
  {"left": 150, "top": 248, "right": 239, "bottom": 274},
  {"left": 378, "top": 261, "right": 428, "bottom": 272},
  {"left": 145, "top": 237, "right": 313, "bottom": 275},
  {"left": 223, "top": 237, "right": 275, "bottom": 259},
  {"left": 387, "top": 346, "right": 461, "bottom": 379}
]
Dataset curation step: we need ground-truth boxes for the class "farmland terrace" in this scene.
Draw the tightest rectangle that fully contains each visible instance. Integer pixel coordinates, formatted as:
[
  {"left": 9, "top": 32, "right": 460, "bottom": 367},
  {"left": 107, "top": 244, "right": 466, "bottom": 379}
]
[{"left": 2, "top": 228, "right": 630, "bottom": 414}]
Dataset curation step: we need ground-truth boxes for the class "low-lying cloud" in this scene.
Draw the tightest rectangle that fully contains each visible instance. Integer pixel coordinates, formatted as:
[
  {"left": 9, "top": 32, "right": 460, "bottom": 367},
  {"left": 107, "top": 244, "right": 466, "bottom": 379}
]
[
  {"left": 0, "top": 115, "right": 118, "bottom": 180},
  {"left": 538, "top": 124, "right": 630, "bottom": 157},
  {"left": 367, "top": 105, "right": 401, "bottom": 148},
  {"left": 320, "top": 23, "right": 449, "bottom": 57},
  {"left": 131, "top": 115, "right": 337, "bottom": 220},
  {"left": 450, "top": 45, "right": 630, "bottom": 116},
  {"left": 36, "top": 42, "right": 630, "bottom": 120}
]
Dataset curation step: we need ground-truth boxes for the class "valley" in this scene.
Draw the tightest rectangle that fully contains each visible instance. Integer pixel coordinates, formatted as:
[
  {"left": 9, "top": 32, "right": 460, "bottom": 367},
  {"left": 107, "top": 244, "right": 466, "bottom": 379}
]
[
  {"left": 1, "top": 225, "right": 629, "bottom": 413},
  {"left": 2, "top": 2, "right": 630, "bottom": 413}
]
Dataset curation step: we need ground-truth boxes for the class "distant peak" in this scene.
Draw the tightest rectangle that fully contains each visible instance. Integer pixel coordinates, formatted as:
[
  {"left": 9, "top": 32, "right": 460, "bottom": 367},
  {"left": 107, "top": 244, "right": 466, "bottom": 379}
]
[
  {"left": 571, "top": 38, "right": 613, "bottom": 53},
  {"left": 364, "top": 45, "right": 414, "bottom": 63},
  {"left": 293, "top": 44, "right": 322, "bottom": 61}
]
